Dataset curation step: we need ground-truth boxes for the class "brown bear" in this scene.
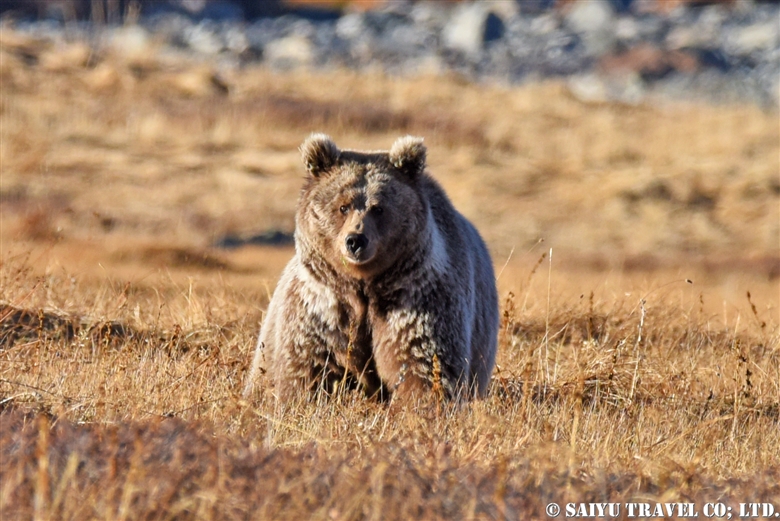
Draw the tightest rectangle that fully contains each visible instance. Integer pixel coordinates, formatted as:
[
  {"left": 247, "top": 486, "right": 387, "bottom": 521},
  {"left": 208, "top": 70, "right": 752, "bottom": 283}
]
[{"left": 243, "top": 134, "right": 498, "bottom": 401}]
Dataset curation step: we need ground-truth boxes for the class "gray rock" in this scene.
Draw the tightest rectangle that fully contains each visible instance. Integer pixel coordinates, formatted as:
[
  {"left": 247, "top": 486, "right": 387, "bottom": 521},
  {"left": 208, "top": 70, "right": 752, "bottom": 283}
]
[
  {"left": 500, "top": 12, "right": 589, "bottom": 79},
  {"left": 223, "top": 26, "right": 248, "bottom": 54},
  {"left": 7, "top": 0, "right": 780, "bottom": 108},
  {"left": 697, "top": 4, "right": 728, "bottom": 32},
  {"left": 614, "top": 15, "right": 640, "bottom": 43},
  {"left": 564, "top": 0, "right": 616, "bottom": 56},
  {"left": 666, "top": 5, "right": 725, "bottom": 50},
  {"left": 568, "top": 73, "right": 610, "bottom": 102},
  {"left": 264, "top": 35, "right": 313, "bottom": 68},
  {"left": 631, "top": 14, "right": 668, "bottom": 45},
  {"left": 568, "top": 72, "right": 645, "bottom": 104},
  {"left": 185, "top": 21, "right": 223, "bottom": 54},
  {"left": 107, "top": 25, "right": 152, "bottom": 59},
  {"left": 726, "top": 22, "right": 780, "bottom": 57},
  {"left": 410, "top": 1, "right": 449, "bottom": 32},
  {"left": 144, "top": 13, "right": 194, "bottom": 49},
  {"left": 565, "top": 0, "right": 614, "bottom": 33},
  {"left": 442, "top": 2, "right": 505, "bottom": 59},
  {"left": 287, "top": 18, "right": 317, "bottom": 40},
  {"left": 245, "top": 18, "right": 277, "bottom": 52},
  {"left": 530, "top": 13, "right": 559, "bottom": 36},
  {"left": 666, "top": 26, "right": 707, "bottom": 50},
  {"left": 333, "top": 10, "right": 425, "bottom": 69},
  {"left": 335, "top": 12, "right": 365, "bottom": 41}
]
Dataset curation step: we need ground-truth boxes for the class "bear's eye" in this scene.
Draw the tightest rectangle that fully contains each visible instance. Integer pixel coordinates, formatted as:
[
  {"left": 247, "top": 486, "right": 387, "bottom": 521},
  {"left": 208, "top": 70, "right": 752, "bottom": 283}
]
[
  {"left": 373, "top": 206, "right": 384, "bottom": 215},
  {"left": 339, "top": 205, "right": 349, "bottom": 215}
]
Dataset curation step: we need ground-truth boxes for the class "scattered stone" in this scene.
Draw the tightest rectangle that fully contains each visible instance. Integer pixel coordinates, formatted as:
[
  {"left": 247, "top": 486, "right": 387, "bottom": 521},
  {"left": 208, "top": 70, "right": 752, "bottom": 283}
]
[
  {"left": 564, "top": 0, "right": 615, "bottom": 33},
  {"left": 666, "top": 6, "right": 725, "bottom": 51},
  {"left": 568, "top": 73, "right": 611, "bottom": 103},
  {"left": 727, "top": 21, "right": 779, "bottom": 56},
  {"left": 335, "top": 12, "right": 365, "bottom": 41},
  {"left": 568, "top": 72, "right": 645, "bottom": 104},
  {"left": 614, "top": 15, "right": 641, "bottom": 43},
  {"left": 563, "top": 0, "right": 616, "bottom": 55},
  {"left": 106, "top": 24, "right": 152, "bottom": 60},
  {"left": 600, "top": 44, "right": 699, "bottom": 80},
  {"left": 263, "top": 34, "right": 314, "bottom": 68},
  {"left": 442, "top": 2, "right": 505, "bottom": 58},
  {"left": 2, "top": 0, "right": 778, "bottom": 107},
  {"left": 223, "top": 25, "right": 249, "bottom": 54},
  {"left": 184, "top": 21, "right": 223, "bottom": 55},
  {"left": 529, "top": 13, "right": 559, "bottom": 35}
]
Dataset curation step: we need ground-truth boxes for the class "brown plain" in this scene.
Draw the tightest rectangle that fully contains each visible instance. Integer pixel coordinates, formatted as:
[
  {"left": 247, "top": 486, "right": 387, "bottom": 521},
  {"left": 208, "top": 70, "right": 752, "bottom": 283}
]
[{"left": 1, "top": 30, "right": 778, "bottom": 519}]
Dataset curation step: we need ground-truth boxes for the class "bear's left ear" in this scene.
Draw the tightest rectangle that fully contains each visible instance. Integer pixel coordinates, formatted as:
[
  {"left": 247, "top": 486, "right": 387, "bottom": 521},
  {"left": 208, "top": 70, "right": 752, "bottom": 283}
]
[
  {"left": 388, "top": 135, "right": 426, "bottom": 180},
  {"left": 300, "top": 133, "right": 340, "bottom": 178}
]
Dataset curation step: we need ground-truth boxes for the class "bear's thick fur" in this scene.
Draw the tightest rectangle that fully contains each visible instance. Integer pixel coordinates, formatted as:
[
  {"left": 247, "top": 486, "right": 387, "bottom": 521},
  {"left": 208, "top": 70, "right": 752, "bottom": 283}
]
[{"left": 244, "top": 134, "right": 498, "bottom": 401}]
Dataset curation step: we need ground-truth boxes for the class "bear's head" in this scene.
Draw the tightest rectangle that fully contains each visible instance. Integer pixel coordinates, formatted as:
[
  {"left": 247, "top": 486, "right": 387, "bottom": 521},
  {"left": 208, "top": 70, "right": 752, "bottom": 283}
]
[{"left": 296, "top": 133, "right": 429, "bottom": 280}]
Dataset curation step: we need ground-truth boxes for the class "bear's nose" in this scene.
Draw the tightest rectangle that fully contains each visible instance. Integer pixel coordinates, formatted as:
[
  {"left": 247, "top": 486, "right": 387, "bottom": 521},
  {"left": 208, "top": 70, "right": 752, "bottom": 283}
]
[{"left": 345, "top": 234, "right": 368, "bottom": 256}]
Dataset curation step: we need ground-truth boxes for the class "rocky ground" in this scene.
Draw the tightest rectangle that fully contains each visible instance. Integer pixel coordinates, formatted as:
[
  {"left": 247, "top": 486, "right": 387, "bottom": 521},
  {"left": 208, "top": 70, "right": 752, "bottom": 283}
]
[{"left": 3, "top": 0, "right": 779, "bottom": 107}]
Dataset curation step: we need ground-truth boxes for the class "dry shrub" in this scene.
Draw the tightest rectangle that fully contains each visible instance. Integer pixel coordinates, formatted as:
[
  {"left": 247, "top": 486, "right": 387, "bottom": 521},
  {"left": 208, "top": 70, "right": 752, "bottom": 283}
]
[{"left": 129, "top": 246, "right": 233, "bottom": 271}]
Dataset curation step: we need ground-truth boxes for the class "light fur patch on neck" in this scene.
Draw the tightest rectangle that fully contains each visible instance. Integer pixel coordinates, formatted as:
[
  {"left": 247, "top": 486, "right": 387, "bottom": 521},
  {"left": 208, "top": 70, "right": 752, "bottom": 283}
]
[
  {"left": 427, "top": 208, "right": 449, "bottom": 275},
  {"left": 297, "top": 263, "right": 340, "bottom": 330}
]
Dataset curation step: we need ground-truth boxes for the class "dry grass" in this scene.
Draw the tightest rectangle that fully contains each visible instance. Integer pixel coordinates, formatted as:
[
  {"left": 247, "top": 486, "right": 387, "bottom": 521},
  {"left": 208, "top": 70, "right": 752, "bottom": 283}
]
[
  {"left": 1, "top": 28, "right": 778, "bottom": 259},
  {"left": 1, "top": 28, "right": 779, "bottom": 520},
  {"left": 1, "top": 256, "right": 778, "bottom": 520}
]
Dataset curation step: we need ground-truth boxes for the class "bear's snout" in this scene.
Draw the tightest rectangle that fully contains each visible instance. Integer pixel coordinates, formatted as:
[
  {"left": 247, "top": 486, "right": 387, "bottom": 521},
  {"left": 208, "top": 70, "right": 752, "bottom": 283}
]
[{"left": 345, "top": 233, "right": 369, "bottom": 257}]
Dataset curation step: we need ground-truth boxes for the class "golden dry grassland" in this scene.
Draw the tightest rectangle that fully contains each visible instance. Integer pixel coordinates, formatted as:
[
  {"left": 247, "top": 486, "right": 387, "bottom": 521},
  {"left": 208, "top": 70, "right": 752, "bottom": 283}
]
[{"left": 1, "top": 28, "right": 779, "bottom": 519}]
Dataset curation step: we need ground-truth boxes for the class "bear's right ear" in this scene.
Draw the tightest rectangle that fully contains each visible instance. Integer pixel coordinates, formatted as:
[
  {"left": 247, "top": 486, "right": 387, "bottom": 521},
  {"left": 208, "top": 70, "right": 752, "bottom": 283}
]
[
  {"left": 389, "top": 135, "right": 426, "bottom": 180},
  {"left": 300, "top": 133, "right": 340, "bottom": 178}
]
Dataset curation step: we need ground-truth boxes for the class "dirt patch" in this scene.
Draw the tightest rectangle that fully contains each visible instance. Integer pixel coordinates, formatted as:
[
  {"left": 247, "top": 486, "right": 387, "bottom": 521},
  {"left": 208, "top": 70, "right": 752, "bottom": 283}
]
[{"left": 131, "top": 246, "right": 233, "bottom": 271}]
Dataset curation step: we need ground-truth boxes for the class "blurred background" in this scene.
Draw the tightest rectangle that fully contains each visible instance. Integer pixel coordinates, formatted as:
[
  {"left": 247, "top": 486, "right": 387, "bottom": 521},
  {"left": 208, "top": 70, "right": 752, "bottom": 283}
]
[
  {"left": 1, "top": 0, "right": 778, "bottom": 318},
  {"left": 2, "top": 0, "right": 779, "bottom": 105}
]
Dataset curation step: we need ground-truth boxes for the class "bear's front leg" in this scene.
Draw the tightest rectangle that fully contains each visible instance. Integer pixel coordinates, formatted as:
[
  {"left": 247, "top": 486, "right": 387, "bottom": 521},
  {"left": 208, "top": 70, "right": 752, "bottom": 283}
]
[
  {"left": 255, "top": 264, "right": 345, "bottom": 399},
  {"left": 269, "top": 272, "right": 385, "bottom": 399},
  {"left": 371, "top": 308, "right": 469, "bottom": 401},
  {"left": 275, "top": 323, "right": 383, "bottom": 399},
  {"left": 272, "top": 334, "right": 339, "bottom": 399}
]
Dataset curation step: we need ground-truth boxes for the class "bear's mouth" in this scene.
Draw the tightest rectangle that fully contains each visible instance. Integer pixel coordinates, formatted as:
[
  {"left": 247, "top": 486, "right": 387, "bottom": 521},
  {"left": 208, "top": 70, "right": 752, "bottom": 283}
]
[{"left": 343, "top": 253, "right": 375, "bottom": 266}]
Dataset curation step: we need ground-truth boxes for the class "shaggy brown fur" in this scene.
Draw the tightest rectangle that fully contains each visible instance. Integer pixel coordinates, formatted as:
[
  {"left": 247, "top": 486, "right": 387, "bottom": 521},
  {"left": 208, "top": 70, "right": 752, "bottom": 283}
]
[{"left": 244, "top": 134, "right": 498, "bottom": 401}]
